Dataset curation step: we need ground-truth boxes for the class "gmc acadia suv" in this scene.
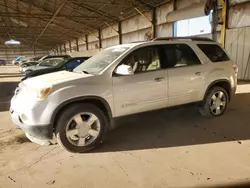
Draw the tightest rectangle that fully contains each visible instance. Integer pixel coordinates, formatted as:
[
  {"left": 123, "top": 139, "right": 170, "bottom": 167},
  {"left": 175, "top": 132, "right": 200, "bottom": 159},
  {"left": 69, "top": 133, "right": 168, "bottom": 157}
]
[{"left": 10, "top": 37, "right": 238, "bottom": 153}]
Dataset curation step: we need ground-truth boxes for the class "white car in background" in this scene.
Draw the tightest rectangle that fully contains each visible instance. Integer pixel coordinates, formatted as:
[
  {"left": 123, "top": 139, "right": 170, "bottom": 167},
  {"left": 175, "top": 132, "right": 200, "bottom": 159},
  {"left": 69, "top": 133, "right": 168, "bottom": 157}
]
[{"left": 22, "top": 58, "right": 66, "bottom": 75}]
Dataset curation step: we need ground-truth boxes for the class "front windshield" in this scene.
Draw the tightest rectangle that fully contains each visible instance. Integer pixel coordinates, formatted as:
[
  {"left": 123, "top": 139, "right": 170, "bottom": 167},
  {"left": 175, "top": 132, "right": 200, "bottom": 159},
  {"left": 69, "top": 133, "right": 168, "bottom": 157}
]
[
  {"left": 55, "top": 59, "right": 69, "bottom": 68},
  {"left": 39, "top": 58, "right": 64, "bottom": 67},
  {"left": 73, "top": 46, "right": 130, "bottom": 74},
  {"left": 32, "top": 56, "right": 43, "bottom": 61}
]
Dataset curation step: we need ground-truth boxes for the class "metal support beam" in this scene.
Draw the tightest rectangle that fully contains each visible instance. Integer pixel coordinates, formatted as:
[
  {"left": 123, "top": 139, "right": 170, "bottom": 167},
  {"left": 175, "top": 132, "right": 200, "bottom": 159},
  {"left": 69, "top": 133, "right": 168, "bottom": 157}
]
[
  {"left": 0, "top": 12, "right": 98, "bottom": 19},
  {"left": 64, "top": 43, "right": 66, "bottom": 53},
  {"left": 70, "top": 2, "right": 118, "bottom": 21},
  {"left": 152, "top": 7, "right": 157, "bottom": 38},
  {"left": 85, "top": 35, "right": 88, "bottom": 50},
  {"left": 34, "top": 46, "right": 36, "bottom": 56},
  {"left": 59, "top": 45, "right": 62, "bottom": 54},
  {"left": 76, "top": 38, "right": 79, "bottom": 51},
  {"left": 136, "top": 0, "right": 153, "bottom": 9},
  {"left": 172, "top": 0, "right": 177, "bottom": 37},
  {"left": 104, "top": 22, "right": 119, "bottom": 33},
  {"left": 134, "top": 7, "right": 154, "bottom": 40},
  {"left": 68, "top": 1, "right": 131, "bottom": 7},
  {"left": 220, "top": 0, "right": 227, "bottom": 48},
  {"left": 87, "top": 30, "right": 99, "bottom": 39},
  {"left": 69, "top": 40, "right": 72, "bottom": 52},
  {"left": 98, "top": 29, "right": 102, "bottom": 49},
  {"left": 2, "top": 0, "right": 12, "bottom": 38},
  {"left": 31, "top": 0, "right": 67, "bottom": 48},
  {"left": 0, "top": 33, "right": 74, "bottom": 36},
  {"left": 118, "top": 21, "right": 122, "bottom": 44}
]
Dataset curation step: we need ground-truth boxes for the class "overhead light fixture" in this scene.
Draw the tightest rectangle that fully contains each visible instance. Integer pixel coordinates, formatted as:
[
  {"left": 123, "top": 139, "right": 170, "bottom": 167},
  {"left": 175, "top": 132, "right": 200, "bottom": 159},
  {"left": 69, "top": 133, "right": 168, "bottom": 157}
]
[{"left": 5, "top": 39, "right": 21, "bottom": 45}]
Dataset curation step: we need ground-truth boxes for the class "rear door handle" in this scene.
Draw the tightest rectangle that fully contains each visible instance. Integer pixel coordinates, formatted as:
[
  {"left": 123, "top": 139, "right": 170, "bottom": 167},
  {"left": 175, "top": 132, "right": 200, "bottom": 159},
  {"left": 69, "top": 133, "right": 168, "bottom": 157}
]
[
  {"left": 195, "top": 72, "right": 202, "bottom": 76},
  {"left": 154, "top": 77, "right": 164, "bottom": 82}
]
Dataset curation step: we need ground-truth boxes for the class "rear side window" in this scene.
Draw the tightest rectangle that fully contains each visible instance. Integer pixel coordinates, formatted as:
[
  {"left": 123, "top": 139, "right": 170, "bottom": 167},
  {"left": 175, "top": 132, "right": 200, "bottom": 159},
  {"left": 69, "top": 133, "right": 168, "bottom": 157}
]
[
  {"left": 197, "top": 44, "right": 229, "bottom": 62},
  {"left": 162, "top": 44, "right": 201, "bottom": 68}
]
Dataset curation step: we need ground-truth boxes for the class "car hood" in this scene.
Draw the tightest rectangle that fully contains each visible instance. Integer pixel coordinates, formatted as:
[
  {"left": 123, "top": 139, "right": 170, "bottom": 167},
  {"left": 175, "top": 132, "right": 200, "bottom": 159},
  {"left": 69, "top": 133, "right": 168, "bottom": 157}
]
[
  {"left": 28, "top": 67, "right": 59, "bottom": 76},
  {"left": 32, "top": 66, "right": 48, "bottom": 71},
  {"left": 22, "top": 70, "right": 92, "bottom": 88},
  {"left": 22, "top": 65, "right": 36, "bottom": 71}
]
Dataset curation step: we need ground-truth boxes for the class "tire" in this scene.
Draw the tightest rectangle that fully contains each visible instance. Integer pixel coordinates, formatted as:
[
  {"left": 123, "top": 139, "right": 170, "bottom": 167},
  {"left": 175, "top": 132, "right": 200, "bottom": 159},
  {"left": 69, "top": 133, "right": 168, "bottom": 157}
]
[
  {"left": 199, "top": 86, "right": 229, "bottom": 117},
  {"left": 55, "top": 103, "right": 108, "bottom": 153}
]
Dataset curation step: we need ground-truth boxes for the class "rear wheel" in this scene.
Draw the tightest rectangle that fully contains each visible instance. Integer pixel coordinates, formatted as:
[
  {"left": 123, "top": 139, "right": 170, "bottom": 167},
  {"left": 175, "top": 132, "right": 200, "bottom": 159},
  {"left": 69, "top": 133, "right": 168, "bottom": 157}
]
[
  {"left": 199, "top": 86, "right": 229, "bottom": 117},
  {"left": 55, "top": 103, "right": 108, "bottom": 153}
]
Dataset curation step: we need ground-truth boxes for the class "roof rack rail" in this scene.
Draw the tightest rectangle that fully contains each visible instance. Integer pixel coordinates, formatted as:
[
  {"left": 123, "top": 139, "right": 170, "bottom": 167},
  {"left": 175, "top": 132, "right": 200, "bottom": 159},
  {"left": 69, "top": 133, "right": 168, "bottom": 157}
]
[{"left": 152, "top": 37, "right": 214, "bottom": 42}]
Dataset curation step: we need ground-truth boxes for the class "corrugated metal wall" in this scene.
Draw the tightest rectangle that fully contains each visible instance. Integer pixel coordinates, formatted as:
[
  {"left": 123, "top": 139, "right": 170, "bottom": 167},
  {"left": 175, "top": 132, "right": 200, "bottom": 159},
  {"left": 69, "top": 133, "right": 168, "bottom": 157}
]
[
  {"left": 0, "top": 46, "right": 47, "bottom": 63},
  {"left": 225, "top": 27, "right": 250, "bottom": 80},
  {"left": 63, "top": 0, "right": 250, "bottom": 80},
  {"left": 225, "top": 1, "right": 250, "bottom": 80},
  {"left": 101, "top": 23, "right": 119, "bottom": 48},
  {"left": 156, "top": 2, "right": 173, "bottom": 37}
]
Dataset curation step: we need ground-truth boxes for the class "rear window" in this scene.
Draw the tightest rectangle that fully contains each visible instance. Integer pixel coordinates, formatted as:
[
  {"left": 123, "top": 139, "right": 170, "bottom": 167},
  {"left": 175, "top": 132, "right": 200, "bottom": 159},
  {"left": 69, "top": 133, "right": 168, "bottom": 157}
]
[{"left": 197, "top": 44, "right": 230, "bottom": 62}]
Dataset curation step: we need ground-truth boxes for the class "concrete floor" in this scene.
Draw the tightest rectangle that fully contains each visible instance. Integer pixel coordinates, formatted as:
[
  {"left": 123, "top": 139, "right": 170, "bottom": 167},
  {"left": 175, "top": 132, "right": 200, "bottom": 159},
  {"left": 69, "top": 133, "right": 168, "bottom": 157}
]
[{"left": 0, "top": 66, "right": 250, "bottom": 188}]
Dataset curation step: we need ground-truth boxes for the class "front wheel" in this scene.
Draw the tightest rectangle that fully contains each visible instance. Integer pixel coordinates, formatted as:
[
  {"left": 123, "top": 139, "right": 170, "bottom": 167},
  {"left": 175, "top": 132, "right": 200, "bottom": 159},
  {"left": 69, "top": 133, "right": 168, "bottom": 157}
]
[
  {"left": 55, "top": 103, "right": 108, "bottom": 153},
  {"left": 199, "top": 86, "right": 229, "bottom": 117}
]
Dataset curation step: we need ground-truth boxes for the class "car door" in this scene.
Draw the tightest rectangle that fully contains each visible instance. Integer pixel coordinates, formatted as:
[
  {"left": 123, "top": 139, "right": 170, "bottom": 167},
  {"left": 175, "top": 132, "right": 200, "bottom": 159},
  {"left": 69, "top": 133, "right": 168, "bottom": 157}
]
[
  {"left": 163, "top": 44, "right": 206, "bottom": 107},
  {"left": 112, "top": 46, "right": 167, "bottom": 117}
]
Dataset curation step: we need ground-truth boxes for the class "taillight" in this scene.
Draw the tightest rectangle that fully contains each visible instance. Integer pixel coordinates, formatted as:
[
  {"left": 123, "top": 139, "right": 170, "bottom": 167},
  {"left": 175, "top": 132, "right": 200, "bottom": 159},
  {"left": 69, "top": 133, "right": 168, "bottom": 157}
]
[{"left": 233, "top": 64, "right": 238, "bottom": 73}]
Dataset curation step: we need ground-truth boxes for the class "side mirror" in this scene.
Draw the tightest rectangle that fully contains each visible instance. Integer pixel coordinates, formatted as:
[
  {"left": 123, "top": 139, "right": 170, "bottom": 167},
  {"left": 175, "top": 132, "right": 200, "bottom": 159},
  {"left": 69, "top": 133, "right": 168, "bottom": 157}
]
[{"left": 114, "top": 64, "right": 134, "bottom": 76}]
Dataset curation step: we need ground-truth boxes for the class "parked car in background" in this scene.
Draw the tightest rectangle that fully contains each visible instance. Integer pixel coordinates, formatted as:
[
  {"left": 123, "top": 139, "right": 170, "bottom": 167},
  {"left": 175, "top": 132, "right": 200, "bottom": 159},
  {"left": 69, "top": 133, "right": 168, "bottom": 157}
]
[
  {"left": 19, "top": 61, "right": 39, "bottom": 72},
  {"left": 12, "top": 56, "right": 31, "bottom": 65},
  {"left": 38, "top": 55, "right": 71, "bottom": 62},
  {"left": 22, "top": 58, "right": 66, "bottom": 75},
  {"left": 28, "top": 56, "right": 44, "bottom": 62},
  {"left": 0, "top": 59, "right": 7, "bottom": 66},
  {"left": 12, "top": 56, "right": 23, "bottom": 65},
  {"left": 22, "top": 57, "right": 90, "bottom": 81},
  {"left": 13, "top": 55, "right": 71, "bottom": 66}
]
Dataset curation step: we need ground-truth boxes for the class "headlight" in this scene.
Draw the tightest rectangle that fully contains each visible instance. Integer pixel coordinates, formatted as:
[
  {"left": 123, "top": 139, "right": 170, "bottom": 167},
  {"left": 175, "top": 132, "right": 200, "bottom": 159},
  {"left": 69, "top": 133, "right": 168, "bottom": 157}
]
[{"left": 29, "top": 87, "right": 52, "bottom": 101}]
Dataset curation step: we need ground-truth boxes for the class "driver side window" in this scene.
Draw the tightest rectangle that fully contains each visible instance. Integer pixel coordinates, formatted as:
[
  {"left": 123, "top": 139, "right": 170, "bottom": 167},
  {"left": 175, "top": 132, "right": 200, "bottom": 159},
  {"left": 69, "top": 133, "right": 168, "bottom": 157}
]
[{"left": 121, "top": 46, "right": 161, "bottom": 74}]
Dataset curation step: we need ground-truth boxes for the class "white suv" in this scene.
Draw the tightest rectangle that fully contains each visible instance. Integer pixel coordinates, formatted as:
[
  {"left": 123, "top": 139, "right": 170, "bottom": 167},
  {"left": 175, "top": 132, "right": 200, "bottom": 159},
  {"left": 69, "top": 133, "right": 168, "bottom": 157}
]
[{"left": 10, "top": 37, "right": 237, "bottom": 153}]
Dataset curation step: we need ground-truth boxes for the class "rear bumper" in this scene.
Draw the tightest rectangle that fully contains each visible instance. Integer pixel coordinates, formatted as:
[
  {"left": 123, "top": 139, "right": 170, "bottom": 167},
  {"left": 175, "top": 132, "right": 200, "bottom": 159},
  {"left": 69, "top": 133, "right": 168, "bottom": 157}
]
[
  {"left": 230, "top": 85, "right": 237, "bottom": 101},
  {"left": 232, "top": 86, "right": 237, "bottom": 94}
]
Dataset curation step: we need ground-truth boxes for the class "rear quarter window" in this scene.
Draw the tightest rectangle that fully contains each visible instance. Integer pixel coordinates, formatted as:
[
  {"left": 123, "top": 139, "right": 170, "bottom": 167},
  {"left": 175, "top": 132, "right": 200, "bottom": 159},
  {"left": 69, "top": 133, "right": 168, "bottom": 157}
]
[{"left": 197, "top": 44, "right": 230, "bottom": 62}]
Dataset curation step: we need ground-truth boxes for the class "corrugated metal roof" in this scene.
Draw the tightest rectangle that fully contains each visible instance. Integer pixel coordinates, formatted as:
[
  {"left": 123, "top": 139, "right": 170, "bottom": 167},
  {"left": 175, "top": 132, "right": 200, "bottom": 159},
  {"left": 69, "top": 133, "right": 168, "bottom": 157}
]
[{"left": 0, "top": 0, "right": 170, "bottom": 49}]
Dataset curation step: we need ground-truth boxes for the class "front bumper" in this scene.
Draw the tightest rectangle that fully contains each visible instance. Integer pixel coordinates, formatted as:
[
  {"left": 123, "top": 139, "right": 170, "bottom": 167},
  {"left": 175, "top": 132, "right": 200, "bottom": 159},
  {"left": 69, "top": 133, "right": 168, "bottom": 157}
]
[{"left": 10, "top": 108, "right": 53, "bottom": 140}]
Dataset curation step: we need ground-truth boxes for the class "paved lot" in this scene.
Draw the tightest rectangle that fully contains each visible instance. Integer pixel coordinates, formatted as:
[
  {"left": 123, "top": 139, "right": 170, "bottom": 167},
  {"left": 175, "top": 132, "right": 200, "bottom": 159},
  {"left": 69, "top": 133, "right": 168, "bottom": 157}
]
[{"left": 0, "top": 65, "right": 250, "bottom": 188}]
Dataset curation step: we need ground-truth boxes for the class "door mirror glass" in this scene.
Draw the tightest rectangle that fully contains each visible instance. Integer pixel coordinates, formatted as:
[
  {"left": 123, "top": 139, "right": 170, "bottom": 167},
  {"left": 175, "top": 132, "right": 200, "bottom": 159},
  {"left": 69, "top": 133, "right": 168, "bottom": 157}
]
[{"left": 115, "top": 64, "right": 134, "bottom": 75}]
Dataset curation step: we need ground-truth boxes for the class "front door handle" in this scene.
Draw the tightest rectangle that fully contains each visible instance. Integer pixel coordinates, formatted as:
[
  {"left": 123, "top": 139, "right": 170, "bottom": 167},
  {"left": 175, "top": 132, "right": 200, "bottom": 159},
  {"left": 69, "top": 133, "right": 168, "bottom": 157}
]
[
  {"left": 155, "top": 77, "right": 164, "bottom": 82},
  {"left": 195, "top": 72, "right": 202, "bottom": 76}
]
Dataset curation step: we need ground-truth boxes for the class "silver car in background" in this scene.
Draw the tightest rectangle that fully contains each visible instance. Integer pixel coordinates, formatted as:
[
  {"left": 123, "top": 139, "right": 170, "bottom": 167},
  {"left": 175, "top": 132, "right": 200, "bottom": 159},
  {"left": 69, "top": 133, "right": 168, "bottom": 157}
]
[
  {"left": 22, "top": 58, "right": 66, "bottom": 75},
  {"left": 19, "top": 61, "right": 39, "bottom": 72}
]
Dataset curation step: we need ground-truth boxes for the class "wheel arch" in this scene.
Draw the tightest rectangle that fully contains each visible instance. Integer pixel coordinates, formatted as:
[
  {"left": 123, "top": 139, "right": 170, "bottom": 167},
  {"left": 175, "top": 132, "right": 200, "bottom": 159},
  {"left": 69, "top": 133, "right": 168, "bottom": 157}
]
[
  {"left": 51, "top": 96, "right": 113, "bottom": 131},
  {"left": 204, "top": 79, "right": 232, "bottom": 101}
]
